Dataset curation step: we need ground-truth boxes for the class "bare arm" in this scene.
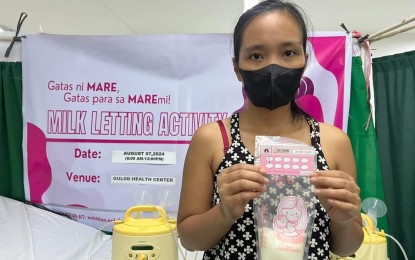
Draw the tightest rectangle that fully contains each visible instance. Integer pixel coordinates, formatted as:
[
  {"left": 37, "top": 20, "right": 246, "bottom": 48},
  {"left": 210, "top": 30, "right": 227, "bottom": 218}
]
[
  {"left": 177, "top": 123, "right": 228, "bottom": 251},
  {"left": 177, "top": 122, "right": 268, "bottom": 251},
  {"left": 311, "top": 124, "right": 364, "bottom": 257}
]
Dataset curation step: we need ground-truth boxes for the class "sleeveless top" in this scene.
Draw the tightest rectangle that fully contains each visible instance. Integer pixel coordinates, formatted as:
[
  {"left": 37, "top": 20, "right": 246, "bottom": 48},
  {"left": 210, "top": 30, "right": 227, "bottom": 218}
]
[{"left": 203, "top": 113, "right": 331, "bottom": 260}]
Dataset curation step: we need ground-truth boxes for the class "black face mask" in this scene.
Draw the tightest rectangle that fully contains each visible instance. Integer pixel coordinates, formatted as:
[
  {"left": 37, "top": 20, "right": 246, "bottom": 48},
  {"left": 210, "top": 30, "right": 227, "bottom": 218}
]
[{"left": 239, "top": 64, "right": 304, "bottom": 110}]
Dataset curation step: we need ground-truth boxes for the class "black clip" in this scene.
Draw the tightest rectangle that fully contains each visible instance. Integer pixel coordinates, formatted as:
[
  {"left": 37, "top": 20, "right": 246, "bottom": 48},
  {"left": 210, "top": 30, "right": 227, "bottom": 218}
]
[
  {"left": 340, "top": 23, "right": 350, "bottom": 34},
  {"left": 4, "top": 12, "right": 28, "bottom": 58},
  {"left": 358, "top": 34, "right": 369, "bottom": 43}
]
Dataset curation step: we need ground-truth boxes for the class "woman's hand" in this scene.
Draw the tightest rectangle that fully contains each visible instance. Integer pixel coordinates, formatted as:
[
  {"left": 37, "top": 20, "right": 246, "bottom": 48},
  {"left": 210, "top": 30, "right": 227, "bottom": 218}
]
[
  {"left": 218, "top": 163, "right": 269, "bottom": 222},
  {"left": 311, "top": 170, "right": 361, "bottom": 224}
]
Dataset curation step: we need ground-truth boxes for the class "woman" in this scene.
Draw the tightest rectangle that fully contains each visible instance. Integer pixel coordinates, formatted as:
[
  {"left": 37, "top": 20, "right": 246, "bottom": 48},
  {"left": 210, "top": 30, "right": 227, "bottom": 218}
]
[{"left": 177, "top": 1, "right": 363, "bottom": 259}]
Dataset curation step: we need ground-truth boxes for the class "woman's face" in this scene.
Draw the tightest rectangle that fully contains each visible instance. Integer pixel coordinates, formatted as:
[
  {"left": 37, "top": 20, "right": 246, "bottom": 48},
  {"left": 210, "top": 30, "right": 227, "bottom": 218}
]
[{"left": 237, "top": 11, "right": 306, "bottom": 72}]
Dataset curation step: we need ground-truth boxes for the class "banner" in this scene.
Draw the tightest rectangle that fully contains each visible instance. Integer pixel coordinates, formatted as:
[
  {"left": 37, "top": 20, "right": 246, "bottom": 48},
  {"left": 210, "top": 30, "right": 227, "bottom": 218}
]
[
  {"left": 300, "top": 32, "right": 352, "bottom": 130},
  {"left": 22, "top": 32, "right": 351, "bottom": 231}
]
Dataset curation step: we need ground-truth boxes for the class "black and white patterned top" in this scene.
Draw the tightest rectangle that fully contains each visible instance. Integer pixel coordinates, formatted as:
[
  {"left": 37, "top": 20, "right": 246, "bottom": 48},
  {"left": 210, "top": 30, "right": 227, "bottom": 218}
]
[{"left": 203, "top": 113, "right": 331, "bottom": 260}]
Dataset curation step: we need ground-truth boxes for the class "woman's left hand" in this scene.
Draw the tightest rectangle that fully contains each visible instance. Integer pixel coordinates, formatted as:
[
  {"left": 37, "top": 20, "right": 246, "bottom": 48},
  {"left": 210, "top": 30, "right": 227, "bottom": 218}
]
[{"left": 311, "top": 170, "right": 361, "bottom": 224}]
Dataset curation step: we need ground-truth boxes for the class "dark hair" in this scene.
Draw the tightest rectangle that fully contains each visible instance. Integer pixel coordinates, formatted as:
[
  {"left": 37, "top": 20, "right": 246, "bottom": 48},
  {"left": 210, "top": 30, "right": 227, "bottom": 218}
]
[{"left": 233, "top": 0, "right": 311, "bottom": 119}]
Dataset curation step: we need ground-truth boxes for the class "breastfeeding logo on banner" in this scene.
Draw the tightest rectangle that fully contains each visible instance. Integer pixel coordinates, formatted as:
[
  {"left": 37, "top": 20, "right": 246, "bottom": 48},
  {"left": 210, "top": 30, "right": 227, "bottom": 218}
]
[
  {"left": 22, "top": 32, "right": 351, "bottom": 231},
  {"left": 298, "top": 32, "right": 352, "bottom": 131}
]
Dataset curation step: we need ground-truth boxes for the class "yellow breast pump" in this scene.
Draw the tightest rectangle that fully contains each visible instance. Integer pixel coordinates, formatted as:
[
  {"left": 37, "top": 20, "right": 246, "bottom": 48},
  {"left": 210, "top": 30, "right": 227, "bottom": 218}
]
[
  {"left": 330, "top": 197, "right": 392, "bottom": 260},
  {"left": 112, "top": 205, "right": 178, "bottom": 260}
]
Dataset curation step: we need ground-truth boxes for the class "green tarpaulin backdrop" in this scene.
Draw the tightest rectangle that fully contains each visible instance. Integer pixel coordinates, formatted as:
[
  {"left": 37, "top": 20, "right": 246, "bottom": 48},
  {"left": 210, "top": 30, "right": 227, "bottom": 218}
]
[
  {"left": 0, "top": 62, "right": 24, "bottom": 200},
  {"left": 348, "top": 57, "right": 388, "bottom": 232},
  {"left": 373, "top": 50, "right": 415, "bottom": 260}
]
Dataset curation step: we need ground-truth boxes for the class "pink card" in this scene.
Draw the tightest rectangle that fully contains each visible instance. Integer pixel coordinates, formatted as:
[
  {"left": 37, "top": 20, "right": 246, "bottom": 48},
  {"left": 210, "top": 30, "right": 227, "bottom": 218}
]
[{"left": 258, "top": 144, "right": 316, "bottom": 176}]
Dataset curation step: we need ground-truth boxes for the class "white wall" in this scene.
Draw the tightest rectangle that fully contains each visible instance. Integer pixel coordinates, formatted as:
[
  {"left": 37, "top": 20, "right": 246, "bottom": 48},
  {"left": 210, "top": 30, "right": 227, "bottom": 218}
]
[
  {"left": 0, "top": 0, "right": 244, "bottom": 35},
  {"left": 370, "top": 33, "right": 414, "bottom": 58}
]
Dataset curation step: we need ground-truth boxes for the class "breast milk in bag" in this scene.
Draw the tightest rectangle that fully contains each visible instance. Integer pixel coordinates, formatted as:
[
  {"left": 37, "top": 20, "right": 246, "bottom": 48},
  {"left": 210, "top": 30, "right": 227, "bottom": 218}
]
[{"left": 253, "top": 136, "right": 317, "bottom": 260}]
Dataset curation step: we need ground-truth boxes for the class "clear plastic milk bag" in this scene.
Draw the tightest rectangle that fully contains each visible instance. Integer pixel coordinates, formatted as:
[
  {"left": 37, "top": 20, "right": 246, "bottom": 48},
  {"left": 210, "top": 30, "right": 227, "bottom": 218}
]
[{"left": 253, "top": 136, "right": 317, "bottom": 260}]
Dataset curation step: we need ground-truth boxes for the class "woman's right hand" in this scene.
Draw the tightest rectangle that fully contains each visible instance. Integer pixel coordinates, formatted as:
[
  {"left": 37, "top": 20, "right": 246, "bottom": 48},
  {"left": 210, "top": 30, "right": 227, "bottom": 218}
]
[{"left": 218, "top": 163, "right": 269, "bottom": 222}]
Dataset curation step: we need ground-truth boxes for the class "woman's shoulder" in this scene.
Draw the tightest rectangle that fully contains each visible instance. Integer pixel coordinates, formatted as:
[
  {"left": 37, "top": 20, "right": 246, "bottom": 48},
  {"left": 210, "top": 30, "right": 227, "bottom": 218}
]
[
  {"left": 192, "top": 117, "right": 231, "bottom": 139},
  {"left": 189, "top": 117, "right": 232, "bottom": 151},
  {"left": 186, "top": 118, "right": 232, "bottom": 170},
  {"left": 318, "top": 122, "right": 351, "bottom": 147},
  {"left": 318, "top": 122, "right": 354, "bottom": 170}
]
